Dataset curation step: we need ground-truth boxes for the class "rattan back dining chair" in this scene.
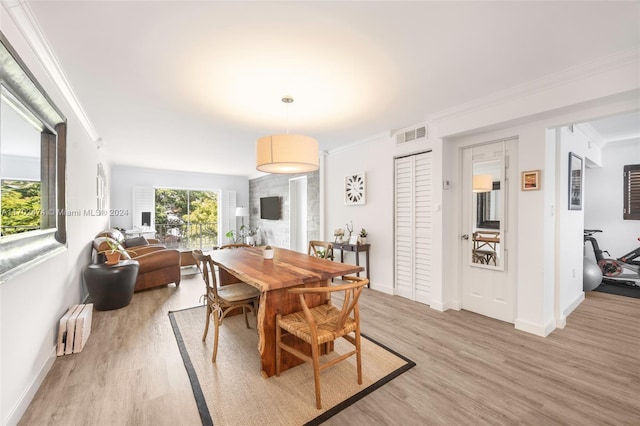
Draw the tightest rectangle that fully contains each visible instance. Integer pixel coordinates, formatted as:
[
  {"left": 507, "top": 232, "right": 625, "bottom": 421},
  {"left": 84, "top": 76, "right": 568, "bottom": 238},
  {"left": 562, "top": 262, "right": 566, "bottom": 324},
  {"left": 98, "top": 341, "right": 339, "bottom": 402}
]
[
  {"left": 308, "top": 240, "right": 333, "bottom": 260},
  {"left": 275, "top": 275, "right": 368, "bottom": 409},
  {"left": 192, "top": 249, "right": 260, "bottom": 362}
]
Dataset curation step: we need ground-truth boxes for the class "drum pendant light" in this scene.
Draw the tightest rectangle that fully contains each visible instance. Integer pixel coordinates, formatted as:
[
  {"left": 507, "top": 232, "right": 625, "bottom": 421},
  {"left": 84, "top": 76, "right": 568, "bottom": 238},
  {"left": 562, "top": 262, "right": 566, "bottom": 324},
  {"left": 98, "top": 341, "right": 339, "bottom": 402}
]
[{"left": 256, "top": 96, "right": 319, "bottom": 174}]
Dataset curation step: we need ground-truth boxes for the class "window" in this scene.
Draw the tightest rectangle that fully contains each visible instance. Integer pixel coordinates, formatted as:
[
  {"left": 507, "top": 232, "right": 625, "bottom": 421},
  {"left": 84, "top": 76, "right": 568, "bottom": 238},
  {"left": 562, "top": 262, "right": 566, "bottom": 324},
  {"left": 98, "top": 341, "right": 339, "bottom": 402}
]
[
  {"left": 624, "top": 164, "right": 640, "bottom": 220},
  {"left": 154, "top": 188, "right": 219, "bottom": 249},
  {"left": 0, "top": 32, "right": 67, "bottom": 281}
]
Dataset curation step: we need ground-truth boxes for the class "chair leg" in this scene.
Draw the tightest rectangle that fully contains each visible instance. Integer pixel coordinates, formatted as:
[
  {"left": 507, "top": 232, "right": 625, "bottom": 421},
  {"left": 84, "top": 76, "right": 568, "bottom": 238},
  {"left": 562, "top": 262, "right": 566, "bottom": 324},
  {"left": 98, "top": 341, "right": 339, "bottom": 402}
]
[
  {"left": 243, "top": 306, "right": 250, "bottom": 329},
  {"left": 311, "top": 342, "right": 322, "bottom": 409},
  {"left": 275, "top": 315, "right": 282, "bottom": 377},
  {"left": 202, "top": 304, "right": 211, "bottom": 341},
  {"left": 355, "top": 330, "right": 362, "bottom": 385},
  {"left": 212, "top": 312, "right": 220, "bottom": 363}
]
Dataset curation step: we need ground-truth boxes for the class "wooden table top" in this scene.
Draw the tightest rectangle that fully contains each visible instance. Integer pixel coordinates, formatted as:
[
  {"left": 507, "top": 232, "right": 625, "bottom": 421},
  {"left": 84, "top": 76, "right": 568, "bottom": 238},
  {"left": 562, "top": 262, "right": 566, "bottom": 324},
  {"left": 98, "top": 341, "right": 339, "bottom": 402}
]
[{"left": 207, "top": 247, "right": 364, "bottom": 292}]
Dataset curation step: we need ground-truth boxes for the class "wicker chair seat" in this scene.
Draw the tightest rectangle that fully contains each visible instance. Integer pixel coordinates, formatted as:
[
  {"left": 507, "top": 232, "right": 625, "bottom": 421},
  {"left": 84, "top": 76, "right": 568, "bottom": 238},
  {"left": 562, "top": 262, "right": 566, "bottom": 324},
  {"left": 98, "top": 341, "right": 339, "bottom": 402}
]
[
  {"left": 278, "top": 304, "right": 357, "bottom": 345},
  {"left": 217, "top": 283, "right": 260, "bottom": 303}
]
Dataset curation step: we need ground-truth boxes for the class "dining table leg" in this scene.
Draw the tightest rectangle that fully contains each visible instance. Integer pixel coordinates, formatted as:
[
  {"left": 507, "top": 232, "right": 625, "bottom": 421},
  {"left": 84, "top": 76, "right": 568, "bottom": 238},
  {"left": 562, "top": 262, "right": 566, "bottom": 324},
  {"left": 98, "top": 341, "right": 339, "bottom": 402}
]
[{"left": 257, "top": 279, "right": 331, "bottom": 378}]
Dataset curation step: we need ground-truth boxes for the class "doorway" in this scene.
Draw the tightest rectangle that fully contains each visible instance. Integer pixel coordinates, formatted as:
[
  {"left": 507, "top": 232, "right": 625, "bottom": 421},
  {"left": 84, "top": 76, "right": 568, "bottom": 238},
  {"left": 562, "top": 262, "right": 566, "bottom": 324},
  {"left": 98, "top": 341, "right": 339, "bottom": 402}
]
[
  {"left": 289, "top": 176, "right": 307, "bottom": 253},
  {"left": 460, "top": 139, "right": 518, "bottom": 323}
]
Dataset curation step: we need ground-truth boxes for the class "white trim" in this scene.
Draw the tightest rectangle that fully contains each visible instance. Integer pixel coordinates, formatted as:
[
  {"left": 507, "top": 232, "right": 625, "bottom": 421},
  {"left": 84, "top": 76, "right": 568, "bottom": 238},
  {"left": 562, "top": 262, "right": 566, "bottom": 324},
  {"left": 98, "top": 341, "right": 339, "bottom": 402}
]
[
  {"left": 429, "top": 48, "right": 640, "bottom": 126},
  {"left": 442, "top": 300, "right": 461, "bottom": 311},
  {"left": 429, "top": 300, "right": 445, "bottom": 312},
  {"left": 514, "top": 317, "right": 556, "bottom": 337},
  {"left": 561, "top": 292, "right": 585, "bottom": 321},
  {"left": 4, "top": 344, "right": 56, "bottom": 426},
  {"left": 2, "top": 0, "right": 100, "bottom": 142}
]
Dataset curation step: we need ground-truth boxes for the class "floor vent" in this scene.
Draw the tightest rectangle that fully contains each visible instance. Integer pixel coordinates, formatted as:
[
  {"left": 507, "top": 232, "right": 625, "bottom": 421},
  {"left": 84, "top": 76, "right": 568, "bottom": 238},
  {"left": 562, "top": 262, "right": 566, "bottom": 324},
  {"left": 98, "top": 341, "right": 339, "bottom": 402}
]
[{"left": 396, "top": 125, "right": 427, "bottom": 144}]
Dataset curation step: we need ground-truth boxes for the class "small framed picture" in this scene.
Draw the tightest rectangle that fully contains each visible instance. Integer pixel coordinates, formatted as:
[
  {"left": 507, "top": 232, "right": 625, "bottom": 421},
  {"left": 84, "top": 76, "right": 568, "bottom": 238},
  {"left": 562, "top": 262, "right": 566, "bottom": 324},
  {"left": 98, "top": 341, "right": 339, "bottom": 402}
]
[
  {"left": 568, "top": 152, "right": 583, "bottom": 210},
  {"left": 521, "top": 170, "right": 541, "bottom": 191}
]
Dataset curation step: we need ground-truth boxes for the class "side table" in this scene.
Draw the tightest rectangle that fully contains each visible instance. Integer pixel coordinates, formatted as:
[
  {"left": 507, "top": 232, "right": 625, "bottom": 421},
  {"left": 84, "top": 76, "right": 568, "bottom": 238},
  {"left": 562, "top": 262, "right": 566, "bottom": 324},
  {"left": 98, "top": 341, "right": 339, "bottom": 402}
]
[
  {"left": 332, "top": 242, "right": 370, "bottom": 287},
  {"left": 83, "top": 259, "right": 140, "bottom": 310}
]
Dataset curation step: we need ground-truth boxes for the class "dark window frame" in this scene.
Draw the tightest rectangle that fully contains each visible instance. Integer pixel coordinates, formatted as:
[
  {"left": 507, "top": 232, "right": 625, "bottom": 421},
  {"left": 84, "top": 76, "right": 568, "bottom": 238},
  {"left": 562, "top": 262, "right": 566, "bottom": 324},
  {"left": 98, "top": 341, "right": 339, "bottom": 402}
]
[{"left": 624, "top": 164, "right": 640, "bottom": 220}]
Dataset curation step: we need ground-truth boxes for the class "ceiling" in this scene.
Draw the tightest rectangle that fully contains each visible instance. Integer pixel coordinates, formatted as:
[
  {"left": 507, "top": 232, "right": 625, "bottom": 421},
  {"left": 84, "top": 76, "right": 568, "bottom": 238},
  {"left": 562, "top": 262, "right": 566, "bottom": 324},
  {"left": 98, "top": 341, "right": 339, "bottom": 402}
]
[{"left": 23, "top": 1, "right": 640, "bottom": 177}]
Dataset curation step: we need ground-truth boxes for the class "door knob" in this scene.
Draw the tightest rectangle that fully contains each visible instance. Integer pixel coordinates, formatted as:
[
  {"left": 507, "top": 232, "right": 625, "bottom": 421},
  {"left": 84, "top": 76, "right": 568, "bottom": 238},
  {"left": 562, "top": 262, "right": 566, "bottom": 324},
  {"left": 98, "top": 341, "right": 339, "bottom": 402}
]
[{"left": 461, "top": 234, "right": 469, "bottom": 240}]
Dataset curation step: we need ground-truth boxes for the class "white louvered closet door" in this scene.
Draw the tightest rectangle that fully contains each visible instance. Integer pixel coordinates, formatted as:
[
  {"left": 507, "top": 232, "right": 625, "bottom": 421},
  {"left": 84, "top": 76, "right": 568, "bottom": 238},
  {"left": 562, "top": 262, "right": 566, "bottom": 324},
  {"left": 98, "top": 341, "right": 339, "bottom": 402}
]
[{"left": 394, "top": 151, "right": 432, "bottom": 304}]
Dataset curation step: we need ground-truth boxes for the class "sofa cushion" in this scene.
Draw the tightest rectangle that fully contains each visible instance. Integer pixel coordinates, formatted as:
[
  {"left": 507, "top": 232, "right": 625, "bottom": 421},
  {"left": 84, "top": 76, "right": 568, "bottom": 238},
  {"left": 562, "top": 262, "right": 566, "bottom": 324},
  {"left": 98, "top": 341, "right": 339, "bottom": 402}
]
[{"left": 123, "top": 236, "right": 149, "bottom": 248}]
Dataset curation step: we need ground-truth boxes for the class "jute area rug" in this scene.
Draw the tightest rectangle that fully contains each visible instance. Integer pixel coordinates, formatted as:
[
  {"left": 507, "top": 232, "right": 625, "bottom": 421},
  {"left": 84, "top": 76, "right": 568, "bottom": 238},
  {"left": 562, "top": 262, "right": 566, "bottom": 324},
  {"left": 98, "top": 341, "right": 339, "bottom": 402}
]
[{"left": 169, "top": 305, "right": 415, "bottom": 426}]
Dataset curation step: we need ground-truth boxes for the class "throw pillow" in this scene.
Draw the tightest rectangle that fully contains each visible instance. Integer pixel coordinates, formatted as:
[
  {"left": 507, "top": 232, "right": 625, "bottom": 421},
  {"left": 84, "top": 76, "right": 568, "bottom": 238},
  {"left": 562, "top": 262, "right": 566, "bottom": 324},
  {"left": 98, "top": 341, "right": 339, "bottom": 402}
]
[{"left": 123, "top": 236, "right": 149, "bottom": 248}]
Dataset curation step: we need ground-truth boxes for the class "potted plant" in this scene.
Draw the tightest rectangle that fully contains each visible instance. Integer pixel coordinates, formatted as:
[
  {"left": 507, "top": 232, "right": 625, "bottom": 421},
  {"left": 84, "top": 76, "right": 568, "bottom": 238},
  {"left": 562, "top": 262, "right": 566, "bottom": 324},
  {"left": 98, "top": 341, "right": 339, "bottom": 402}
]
[
  {"left": 244, "top": 226, "right": 259, "bottom": 246},
  {"left": 225, "top": 229, "right": 239, "bottom": 244},
  {"left": 101, "top": 240, "right": 126, "bottom": 265},
  {"left": 358, "top": 228, "right": 368, "bottom": 245},
  {"left": 263, "top": 245, "right": 274, "bottom": 260}
]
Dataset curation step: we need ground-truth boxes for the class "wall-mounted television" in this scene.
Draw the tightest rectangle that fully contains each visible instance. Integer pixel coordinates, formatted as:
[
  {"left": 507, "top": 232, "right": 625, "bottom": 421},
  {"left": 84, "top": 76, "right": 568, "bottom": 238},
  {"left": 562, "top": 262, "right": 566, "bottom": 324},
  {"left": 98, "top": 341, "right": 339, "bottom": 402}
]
[{"left": 260, "top": 196, "right": 281, "bottom": 220}]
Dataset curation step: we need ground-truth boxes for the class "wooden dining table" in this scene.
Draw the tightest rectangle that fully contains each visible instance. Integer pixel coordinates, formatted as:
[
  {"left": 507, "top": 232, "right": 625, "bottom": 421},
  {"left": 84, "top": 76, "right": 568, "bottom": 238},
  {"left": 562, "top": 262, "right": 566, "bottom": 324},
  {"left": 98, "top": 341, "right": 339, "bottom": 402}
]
[{"left": 208, "top": 246, "right": 364, "bottom": 378}]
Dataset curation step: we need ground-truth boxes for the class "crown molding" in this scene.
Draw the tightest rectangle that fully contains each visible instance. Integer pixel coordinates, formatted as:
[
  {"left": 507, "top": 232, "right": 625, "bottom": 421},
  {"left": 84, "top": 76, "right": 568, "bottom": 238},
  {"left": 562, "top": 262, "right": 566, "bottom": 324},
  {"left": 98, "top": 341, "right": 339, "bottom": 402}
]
[
  {"left": 2, "top": 0, "right": 100, "bottom": 142},
  {"left": 428, "top": 48, "right": 640, "bottom": 125},
  {"left": 326, "top": 131, "right": 388, "bottom": 155},
  {"left": 575, "top": 122, "right": 604, "bottom": 148}
]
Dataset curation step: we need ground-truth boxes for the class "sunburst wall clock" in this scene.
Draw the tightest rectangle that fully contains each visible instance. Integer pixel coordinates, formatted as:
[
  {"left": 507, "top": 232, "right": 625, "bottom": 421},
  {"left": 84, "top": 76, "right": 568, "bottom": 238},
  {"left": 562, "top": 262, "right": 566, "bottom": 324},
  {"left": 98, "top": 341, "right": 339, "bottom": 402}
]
[{"left": 345, "top": 173, "right": 366, "bottom": 205}]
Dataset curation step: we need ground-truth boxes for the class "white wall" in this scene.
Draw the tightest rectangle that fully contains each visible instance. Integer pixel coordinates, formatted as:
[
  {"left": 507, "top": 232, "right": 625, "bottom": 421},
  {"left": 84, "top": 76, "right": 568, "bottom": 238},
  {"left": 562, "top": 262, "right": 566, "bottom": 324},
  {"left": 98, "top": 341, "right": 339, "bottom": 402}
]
[
  {"left": 324, "top": 136, "right": 397, "bottom": 294},
  {"left": 585, "top": 139, "right": 640, "bottom": 258},
  {"left": 555, "top": 126, "right": 589, "bottom": 325},
  {"left": 0, "top": 8, "right": 109, "bottom": 424},
  {"left": 108, "top": 165, "right": 249, "bottom": 230}
]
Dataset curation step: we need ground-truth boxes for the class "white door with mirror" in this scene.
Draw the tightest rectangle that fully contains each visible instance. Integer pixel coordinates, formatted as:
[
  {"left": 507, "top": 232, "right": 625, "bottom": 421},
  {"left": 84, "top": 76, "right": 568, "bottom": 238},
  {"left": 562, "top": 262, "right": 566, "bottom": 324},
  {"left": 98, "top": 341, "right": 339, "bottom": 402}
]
[{"left": 460, "top": 139, "right": 517, "bottom": 323}]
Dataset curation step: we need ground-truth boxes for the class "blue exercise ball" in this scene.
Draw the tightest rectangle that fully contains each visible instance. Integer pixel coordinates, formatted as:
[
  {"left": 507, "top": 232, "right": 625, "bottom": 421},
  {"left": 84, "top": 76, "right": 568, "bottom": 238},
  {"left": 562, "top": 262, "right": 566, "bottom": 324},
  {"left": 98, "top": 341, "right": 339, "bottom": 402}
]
[{"left": 583, "top": 257, "right": 603, "bottom": 291}]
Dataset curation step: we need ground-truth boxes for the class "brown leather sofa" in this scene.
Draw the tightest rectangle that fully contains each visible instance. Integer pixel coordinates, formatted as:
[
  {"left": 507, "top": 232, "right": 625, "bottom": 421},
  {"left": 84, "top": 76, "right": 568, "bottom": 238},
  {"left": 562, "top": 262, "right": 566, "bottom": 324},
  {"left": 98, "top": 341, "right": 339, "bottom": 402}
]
[{"left": 93, "top": 229, "right": 181, "bottom": 292}]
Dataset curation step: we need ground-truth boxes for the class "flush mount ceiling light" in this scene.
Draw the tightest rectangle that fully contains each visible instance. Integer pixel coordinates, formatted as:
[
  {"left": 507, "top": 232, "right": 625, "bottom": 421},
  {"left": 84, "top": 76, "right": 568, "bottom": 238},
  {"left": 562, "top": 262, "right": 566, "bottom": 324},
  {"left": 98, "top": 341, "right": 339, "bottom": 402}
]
[
  {"left": 473, "top": 174, "right": 493, "bottom": 193},
  {"left": 256, "top": 96, "right": 319, "bottom": 174}
]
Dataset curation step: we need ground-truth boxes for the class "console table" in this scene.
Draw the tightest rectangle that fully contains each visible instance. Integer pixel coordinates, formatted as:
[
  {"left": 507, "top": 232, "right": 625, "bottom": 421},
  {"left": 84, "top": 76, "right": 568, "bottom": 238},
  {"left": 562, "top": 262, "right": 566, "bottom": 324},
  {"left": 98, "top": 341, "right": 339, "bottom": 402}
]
[{"left": 332, "top": 242, "right": 370, "bottom": 287}]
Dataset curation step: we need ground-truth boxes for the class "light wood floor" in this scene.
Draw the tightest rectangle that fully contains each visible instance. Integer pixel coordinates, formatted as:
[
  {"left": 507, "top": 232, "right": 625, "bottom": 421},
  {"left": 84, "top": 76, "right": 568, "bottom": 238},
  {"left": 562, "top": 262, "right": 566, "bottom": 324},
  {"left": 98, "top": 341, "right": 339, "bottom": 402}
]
[{"left": 19, "top": 272, "right": 640, "bottom": 425}]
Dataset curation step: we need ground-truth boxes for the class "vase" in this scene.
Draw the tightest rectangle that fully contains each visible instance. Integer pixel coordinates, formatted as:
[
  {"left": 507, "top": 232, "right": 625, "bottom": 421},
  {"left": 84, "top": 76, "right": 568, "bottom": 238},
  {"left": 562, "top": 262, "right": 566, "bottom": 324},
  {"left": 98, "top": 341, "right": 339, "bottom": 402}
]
[
  {"left": 105, "top": 251, "right": 121, "bottom": 265},
  {"left": 358, "top": 237, "right": 367, "bottom": 245},
  {"left": 263, "top": 249, "right": 274, "bottom": 260}
]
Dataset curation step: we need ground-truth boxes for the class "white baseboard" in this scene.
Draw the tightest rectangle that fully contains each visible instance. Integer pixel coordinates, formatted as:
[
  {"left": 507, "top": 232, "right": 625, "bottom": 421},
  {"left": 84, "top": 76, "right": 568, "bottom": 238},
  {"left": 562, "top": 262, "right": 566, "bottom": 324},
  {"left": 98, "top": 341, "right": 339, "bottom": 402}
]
[
  {"left": 443, "top": 300, "right": 461, "bottom": 311},
  {"left": 373, "top": 284, "right": 394, "bottom": 295},
  {"left": 563, "top": 292, "right": 585, "bottom": 318},
  {"left": 4, "top": 345, "right": 56, "bottom": 426},
  {"left": 555, "top": 292, "right": 585, "bottom": 329},
  {"left": 429, "top": 300, "right": 445, "bottom": 311},
  {"left": 514, "top": 317, "right": 555, "bottom": 337}
]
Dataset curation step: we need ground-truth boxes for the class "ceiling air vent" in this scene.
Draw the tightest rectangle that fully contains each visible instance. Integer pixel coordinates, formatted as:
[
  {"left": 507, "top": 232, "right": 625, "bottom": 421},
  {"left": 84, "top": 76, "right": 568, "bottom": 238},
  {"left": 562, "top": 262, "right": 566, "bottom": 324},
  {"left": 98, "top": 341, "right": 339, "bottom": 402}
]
[{"left": 396, "top": 125, "right": 427, "bottom": 144}]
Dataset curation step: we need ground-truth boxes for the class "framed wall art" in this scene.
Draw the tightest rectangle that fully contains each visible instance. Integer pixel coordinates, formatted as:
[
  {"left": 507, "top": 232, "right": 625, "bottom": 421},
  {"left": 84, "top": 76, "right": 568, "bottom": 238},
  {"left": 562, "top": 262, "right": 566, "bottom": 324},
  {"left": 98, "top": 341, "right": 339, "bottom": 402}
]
[
  {"left": 521, "top": 170, "right": 541, "bottom": 191},
  {"left": 345, "top": 173, "right": 366, "bottom": 205},
  {"left": 97, "top": 163, "right": 106, "bottom": 210},
  {"left": 568, "top": 152, "right": 583, "bottom": 210}
]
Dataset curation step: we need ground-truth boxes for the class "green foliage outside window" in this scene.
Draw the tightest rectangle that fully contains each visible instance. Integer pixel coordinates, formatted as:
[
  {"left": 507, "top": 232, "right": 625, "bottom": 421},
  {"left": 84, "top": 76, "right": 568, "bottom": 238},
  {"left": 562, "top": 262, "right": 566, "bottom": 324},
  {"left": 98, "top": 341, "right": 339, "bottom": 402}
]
[
  {"left": 154, "top": 188, "right": 218, "bottom": 245},
  {"left": 1, "top": 180, "right": 41, "bottom": 236}
]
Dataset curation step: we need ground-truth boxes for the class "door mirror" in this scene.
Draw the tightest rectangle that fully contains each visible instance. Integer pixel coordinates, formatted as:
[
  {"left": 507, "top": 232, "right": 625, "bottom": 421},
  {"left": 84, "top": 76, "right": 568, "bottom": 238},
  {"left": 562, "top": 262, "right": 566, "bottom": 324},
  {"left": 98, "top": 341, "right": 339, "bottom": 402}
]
[{"left": 471, "top": 159, "right": 503, "bottom": 269}]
